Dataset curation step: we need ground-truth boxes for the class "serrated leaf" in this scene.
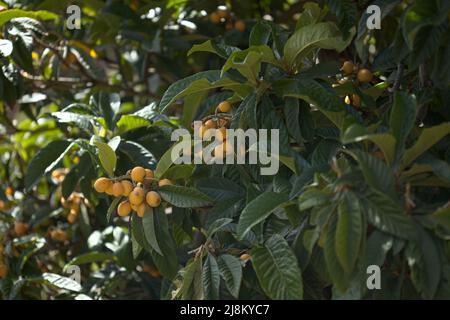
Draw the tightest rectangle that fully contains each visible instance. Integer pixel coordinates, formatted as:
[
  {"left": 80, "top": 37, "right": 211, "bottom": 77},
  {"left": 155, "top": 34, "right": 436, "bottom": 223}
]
[
  {"left": 158, "top": 185, "right": 212, "bottom": 208},
  {"left": 25, "top": 140, "right": 72, "bottom": 191},
  {"left": 92, "top": 140, "right": 116, "bottom": 177},
  {"left": 142, "top": 207, "right": 162, "bottom": 255},
  {"left": 51, "top": 112, "right": 95, "bottom": 133},
  {"left": 402, "top": 122, "right": 450, "bottom": 169},
  {"left": 217, "top": 254, "right": 242, "bottom": 298},
  {"left": 237, "top": 192, "right": 288, "bottom": 240},
  {"left": 116, "top": 115, "right": 150, "bottom": 133},
  {"left": 119, "top": 140, "right": 155, "bottom": 168},
  {"left": 335, "top": 192, "right": 363, "bottom": 273},
  {"left": 251, "top": 234, "right": 303, "bottom": 299},
  {"left": 0, "top": 9, "right": 58, "bottom": 27},
  {"left": 202, "top": 253, "right": 220, "bottom": 300},
  {"left": 284, "top": 22, "right": 351, "bottom": 70}
]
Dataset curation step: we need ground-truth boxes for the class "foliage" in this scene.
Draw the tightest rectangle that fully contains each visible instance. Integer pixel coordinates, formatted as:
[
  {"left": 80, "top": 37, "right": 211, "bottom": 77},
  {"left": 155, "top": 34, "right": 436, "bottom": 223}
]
[{"left": 0, "top": 0, "right": 450, "bottom": 300}]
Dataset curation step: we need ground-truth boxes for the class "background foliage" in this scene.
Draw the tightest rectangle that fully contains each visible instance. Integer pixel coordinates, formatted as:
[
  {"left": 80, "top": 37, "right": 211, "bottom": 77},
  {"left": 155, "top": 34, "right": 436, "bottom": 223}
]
[{"left": 0, "top": 0, "right": 449, "bottom": 300}]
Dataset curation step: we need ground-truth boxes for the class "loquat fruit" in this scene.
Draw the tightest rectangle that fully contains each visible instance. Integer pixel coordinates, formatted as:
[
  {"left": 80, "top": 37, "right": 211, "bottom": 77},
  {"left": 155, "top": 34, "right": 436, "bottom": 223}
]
[
  {"left": 240, "top": 253, "right": 251, "bottom": 261},
  {"left": 217, "top": 101, "right": 231, "bottom": 113},
  {"left": 112, "top": 182, "right": 124, "bottom": 197},
  {"left": 14, "top": 222, "right": 29, "bottom": 237},
  {"left": 131, "top": 166, "right": 146, "bottom": 183},
  {"left": 146, "top": 191, "right": 161, "bottom": 208},
  {"left": 136, "top": 203, "right": 146, "bottom": 217},
  {"left": 357, "top": 68, "right": 373, "bottom": 83},
  {"left": 94, "top": 177, "right": 112, "bottom": 193},
  {"left": 129, "top": 187, "right": 145, "bottom": 205},
  {"left": 121, "top": 180, "right": 133, "bottom": 197},
  {"left": 341, "top": 61, "right": 354, "bottom": 75},
  {"left": 118, "top": 201, "right": 132, "bottom": 217}
]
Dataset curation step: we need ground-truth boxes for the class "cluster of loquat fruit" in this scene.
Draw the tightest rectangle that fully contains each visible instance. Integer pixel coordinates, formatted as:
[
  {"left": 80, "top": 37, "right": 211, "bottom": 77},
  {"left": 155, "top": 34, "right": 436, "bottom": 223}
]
[
  {"left": 337, "top": 60, "right": 374, "bottom": 108},
  {"left": 60, "top": 192, "right": 89, "bottom": 224},
  {"left": 209, "top": 7, "right": 246, "bottom": 32},
  {"left": 195, "top": 100, "right": 235, "bottom": 160},
  {"left": 93, "top": 166, "right": 173, "bottom": 218}
]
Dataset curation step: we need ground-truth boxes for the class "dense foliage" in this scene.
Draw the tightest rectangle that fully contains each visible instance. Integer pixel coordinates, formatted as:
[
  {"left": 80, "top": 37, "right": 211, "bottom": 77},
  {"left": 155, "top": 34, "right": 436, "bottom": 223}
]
[{"left": 0, "top": 0, "right": 450, "bottom": 300}]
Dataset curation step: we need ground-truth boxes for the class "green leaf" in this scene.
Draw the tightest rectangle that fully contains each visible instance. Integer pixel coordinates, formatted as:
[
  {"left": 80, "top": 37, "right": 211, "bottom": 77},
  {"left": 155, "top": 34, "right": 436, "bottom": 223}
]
[
  {"left": 25, "top": 140, "right": 72, "bottom": 191},
  {"left": 251, "top": 234, "right": 303, "bottom": 300},
  {"left": 187, "top": 40, "right": 239, "bottom": 59},
  {"left": 389, "top": 92, "right": 417, "bottom": 164},
  {"left": 119, "top": 140, "right": 155, "bottom": 168},
  {"left": 217, "top": 254, "right": 242, "bottom": 298},
  {"left": 180, "top": 257, "right": 203, "bottom": 300},
  {"left": 274, "top": 78, "right": 346, "bottom": 128},
  {"left": 158, "top": 185, "right": 212, "bottom": 208},
  {"left": 207, "top": 218, "right": 233, "bottom": 238},
  {"left": 159, "top": 70, "right": 242, "bottom": 112},
  {"left": 345, "top": 149, "right": 396, "bottom": 196},
  {"left": 106, "top": 196, "right": 122, "bottom": 223},
  {"left": 335, "top": 192, "right": 363, "bottom": 273},
  {"left": 326, "top": 0, "right": 358, "bottom": 38},
  {"left": 0, "top": 9, "right": 58, "bottom": 27},
  {"left": 116, "top": 115, "right": 150, "bottom": 134},
  {"left": 237, "top": 192, "right": 288, "bottom": 240},
  {"left": 363, "top": 189, "right": 415, "bottom": 240},
  {"left": 65, "top": 252, "right": 116, "bottom": 268},
  {"left": 342, "top": 124, "right": 396, "bottom": 165},
  {"left": 90, "top": 92, "right": 120, "bottom": 131},
  {"left": 51, "top": 111, "right": 96, "bottom": 134},
  {"left": 41, "top": 273, "right": 82, "bottom": 292},
  {"left": 222, "top": 46, "right": 282, "bottom": 84},
  {"left": 283, "top": 22, "right": 351, "bottom": 70},
  {"left": 324, "top": 213, "right": 349, "bottom": 292},
  {"left": 284, "top": 97, "right": 302, "bottom": 145},
  {"left": 296, "top": 2, "right": 327, "bottom": 28},
  {"left": 162, "top": 164, "right": 194, "bottom": 180},
  {"left": 92, "top": 139, "right": 117, "bottom": 177},
  {"left": 402, "top": 122, "right": 450, "bottom": 168},
  {"left": 196, "top": 177, "right": 244, "bottom": 201},
  {"left": 142, "top": 207, "right": 162, "bottom": 255},
  {"left": 249, "top": 21, "right": 272, "bottom": 46},
  {"left": 431, "top": 206, "right": 450, "bottom": 229},
  {"left": 155, "top": 142, "right": 182, "bottom": 178},
  {"left": 402, "top": 0, "right": 450, "bottom": 49},
  {"left": 202, "top": 253, "right": 220, "bottom": 300}
]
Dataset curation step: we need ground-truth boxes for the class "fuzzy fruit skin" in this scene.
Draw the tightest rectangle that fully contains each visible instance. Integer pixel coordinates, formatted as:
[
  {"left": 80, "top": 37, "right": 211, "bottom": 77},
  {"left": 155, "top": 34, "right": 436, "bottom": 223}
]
[
  {"left": 217, "top": 101, "right": 231, "bottom": 113},
  {"left": 216, "top": 127, "right": 227, "bottom": 141},
  {"left": 118, "top": 201, "right": 132, "bottom": 217},
  {"left": 235, "top": 20, "right": 246, "bottom": 32},
  {"left": 121, "top": 180, "right": 133, "bottom": 196},
  {"left": 146, "top": 191, "right": 161, "bottom": 208},
  {"left": 112, "top": 182, "right": 124, "bottom": 197},
  {"left": 215, "top": 140, "right": 233, "bottom": 159},
  {"left": 352, "top": 94, "right": 361, "bottom": 107},
  {"left": 131, "top": 166, "right": 146, "bottom": 183},
  {"left": 105, "top": 184, "right": 114, "bottom": 195},
  {"left": 14, "top": 222, "right": 28, "bottom": 237},
  {"left": 204, "top": 119, "right": 216, "bottom": 129},
  {"left": 145, "top": 169, "right": 154, "bottom": 179},
  {"left": 0, "top": 264, "right": 8, "bottom": 278},
  {"left": 342, "top": 61, "right": 354, "bottom": 75},
  {"left": 136, "top": 203, "right": 146, "bottom": 217},
  {"left": 94, "top": 178, "right": 112, "bottom": 193},
  {"left": 158, "top": 179, "right": 172, "bottom": 187},
  {"left": 129, "top": 187, "right": 145, "bottom": 205},
  {"left": 357, "top": 69, "right": 373, "bottom": 83}
]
